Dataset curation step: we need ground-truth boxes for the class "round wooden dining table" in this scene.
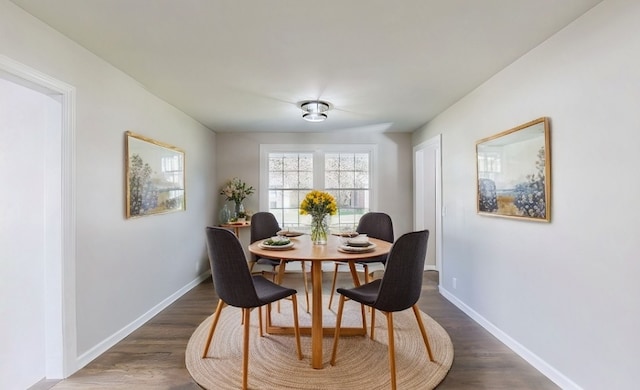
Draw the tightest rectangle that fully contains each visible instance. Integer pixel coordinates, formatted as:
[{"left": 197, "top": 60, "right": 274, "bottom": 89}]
[{"left": 249, "top": 233, "right": 392, "bottom": 369}]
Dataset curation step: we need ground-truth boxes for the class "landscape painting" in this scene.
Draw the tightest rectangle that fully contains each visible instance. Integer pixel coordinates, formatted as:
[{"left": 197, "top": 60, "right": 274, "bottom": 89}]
[
  {"left": 476, "top": 117, "right": 551, "bottom": 222},
  {"left": 125, "top": 131, "right": 185, "bottom": 218}
]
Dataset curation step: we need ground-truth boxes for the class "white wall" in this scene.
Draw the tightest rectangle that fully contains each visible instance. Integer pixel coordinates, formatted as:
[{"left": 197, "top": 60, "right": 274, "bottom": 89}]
[
  {"left": 0, "top": 0, "right": 217, "bottom": 381},
  {"left": 215, "top": 131, "right": 414, "bottom": 242},
  {"left": 413, "top": 0, "right": 639, "bottom": 388}
]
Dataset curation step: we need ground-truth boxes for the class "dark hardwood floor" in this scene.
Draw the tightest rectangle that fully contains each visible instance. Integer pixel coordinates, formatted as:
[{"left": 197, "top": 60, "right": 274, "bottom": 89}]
[{"left": 38, "top": 271, "right": 559, "bottom": 389}]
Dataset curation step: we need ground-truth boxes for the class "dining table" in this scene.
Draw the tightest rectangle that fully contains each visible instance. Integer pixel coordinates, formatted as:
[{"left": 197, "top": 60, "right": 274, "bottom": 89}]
[{"left": 248, "top": 233, "right": 392, "bottom": 369}]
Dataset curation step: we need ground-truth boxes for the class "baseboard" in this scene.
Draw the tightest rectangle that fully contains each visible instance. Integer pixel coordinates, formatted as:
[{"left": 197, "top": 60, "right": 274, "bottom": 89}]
[
  {"left": 438, "top": 286, "right": 582, "bottom": 390},
  {"left": 74, "top": 271, "right": 211, "bottom": 371}
]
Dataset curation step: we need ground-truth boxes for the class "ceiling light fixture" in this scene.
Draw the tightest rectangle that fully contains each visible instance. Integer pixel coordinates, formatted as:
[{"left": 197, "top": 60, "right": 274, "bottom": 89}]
[{"left": 300, "top": 100, "right": 330, "bottom": 122}]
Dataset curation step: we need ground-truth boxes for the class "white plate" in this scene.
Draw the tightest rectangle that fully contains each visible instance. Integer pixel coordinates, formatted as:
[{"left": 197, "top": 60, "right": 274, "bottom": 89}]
[
  {"left": 338, "top": 242, "right": 377, "bottom": 253},
  {"left": 276, "top": 230, "right": 305, "bottom": 237},
  {"left": 259, "top": 241, "right": 295, "bottom": 250},
  {"left": 345, "top": 239, "right": 371, "bottom": 247},
  {"left": 333, "top": 231, "right": 359, "bottom": 238}
]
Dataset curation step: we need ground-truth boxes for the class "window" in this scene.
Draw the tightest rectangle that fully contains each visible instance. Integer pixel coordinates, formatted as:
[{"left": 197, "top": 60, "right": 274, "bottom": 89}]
[
  {"left": 261, "top": 144, "right": 376, "bottom": 229},
  {"left": 267, "top": 152, "right": 313, "bottom": 227},
  {"left": 325, "top": 152, "right": 370, "bottom": 227}
]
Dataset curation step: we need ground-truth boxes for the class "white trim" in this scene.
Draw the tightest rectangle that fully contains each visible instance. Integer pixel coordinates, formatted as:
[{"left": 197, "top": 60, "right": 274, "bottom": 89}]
[
  {"left": 413, "top": 135, "right": 442, "bottom": 274},
  {"left": 76, "top": 272, "right": 211, "bottom": 369},
  {"left": 439, "top": 287, "right": 583, "bottom": 390},
  {"left": 0, "top": 55, "right": 77, "bottom": 378}
]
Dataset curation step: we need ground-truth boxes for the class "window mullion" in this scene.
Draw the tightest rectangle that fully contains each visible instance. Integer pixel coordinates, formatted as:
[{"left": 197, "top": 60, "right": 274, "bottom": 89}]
[{"left": 313, "top": 150, "right": 325, "bottom": 189}]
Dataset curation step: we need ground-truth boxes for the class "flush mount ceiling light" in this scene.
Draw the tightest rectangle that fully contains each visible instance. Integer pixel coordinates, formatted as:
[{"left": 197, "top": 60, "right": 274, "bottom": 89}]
[{"left": 300, "top": 100, "right": 330, "bottom": 122}]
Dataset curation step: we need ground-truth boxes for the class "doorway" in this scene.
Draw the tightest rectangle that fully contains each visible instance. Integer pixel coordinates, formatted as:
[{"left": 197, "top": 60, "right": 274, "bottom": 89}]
[
  {"left": 0, "top": 55, "right": 76, "bottom": 387},
  {"left": 413, "top": 135, "right": 442, "bottom": 277}
]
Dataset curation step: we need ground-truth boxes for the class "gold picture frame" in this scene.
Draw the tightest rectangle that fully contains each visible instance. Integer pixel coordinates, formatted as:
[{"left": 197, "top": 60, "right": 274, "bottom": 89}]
[
  {"left": 476, "top": 117, "right": 551, "bottom": 222},
  {"left": 125, "top": 131, "right": 185, "bottom": 218}
]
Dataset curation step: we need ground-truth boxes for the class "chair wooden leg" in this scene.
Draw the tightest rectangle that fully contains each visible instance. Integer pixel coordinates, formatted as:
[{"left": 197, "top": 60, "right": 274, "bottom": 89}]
[
  {"left": 202, "top": 300, "right": 225, "bottom": 358},
  {"left": 385, "top": 312, "right": 397, "bottom": 390},
  {"left": 290, "top": 295, "right": 303, "bottom": 360},
  {"left": 370, "top": 308, "right": 376, "bottom": 340},
  {"left": 242, "top": 308, "right": 250, "bottom": 390},
  {"left": 258, "top": 306, "right": 263, "bottom": 337},
  {"left": 360, "top": 303, "right": 368, "bottom": 334},
  {"left": 360, "top": 264, "right": 374, "bottom": 315},
  {"left": 363, "top": 264, "right": 370, "bottom": 284},
  {"left": 412, "top": 305, "right": 435, "bottom": 362},
  {"left": 330, "top": 295, "right": 346, "bottom": 365},
  {"left": 328, "top": 263, "right": 340, "bottom": 309}
]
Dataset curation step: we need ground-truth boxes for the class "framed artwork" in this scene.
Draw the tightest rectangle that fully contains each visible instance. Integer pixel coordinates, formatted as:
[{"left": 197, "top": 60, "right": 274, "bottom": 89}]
[
  {"left": 476, "top": 117, "right": 551, "bottom": 222},
  {"left": 125, "top": 131, "right": 185, "bottom": 218}
]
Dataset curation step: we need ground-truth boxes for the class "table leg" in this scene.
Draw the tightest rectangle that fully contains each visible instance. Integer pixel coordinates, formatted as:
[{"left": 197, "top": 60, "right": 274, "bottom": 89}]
[
  {"left": 311, "top": 261, "right": 323, "bottom": 369},
  {"left": 348, "top": 261, "right": 361, "bottom": 287},
  {"left": 348, "top": 261, "right": 368, "bottom": 333}
]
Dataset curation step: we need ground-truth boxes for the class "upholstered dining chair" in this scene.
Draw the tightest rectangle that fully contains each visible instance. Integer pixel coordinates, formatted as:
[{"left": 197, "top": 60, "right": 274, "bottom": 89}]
[
  {"left": 330, "top": 230, "right": 434, "bottom": 390},
  {"left": 250, "top": 212, "right": 309, "bottom": 312},
  {"left": 203, "top": 226, "right": 303, "bottom": 390},
  {"left": 328, "top": 212, "right": 394, "bottom": 309}
]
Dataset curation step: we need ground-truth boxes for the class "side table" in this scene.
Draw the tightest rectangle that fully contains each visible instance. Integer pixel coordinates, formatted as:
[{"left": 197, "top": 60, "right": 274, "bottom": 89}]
[{"left": 220, "top": 221, "right": 251, "bottom": 237}]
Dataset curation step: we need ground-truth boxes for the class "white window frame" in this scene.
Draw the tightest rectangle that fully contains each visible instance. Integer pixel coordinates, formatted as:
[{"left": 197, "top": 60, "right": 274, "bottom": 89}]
[{"left": 259, "top": 144, "right": 379, "bottom": 226}]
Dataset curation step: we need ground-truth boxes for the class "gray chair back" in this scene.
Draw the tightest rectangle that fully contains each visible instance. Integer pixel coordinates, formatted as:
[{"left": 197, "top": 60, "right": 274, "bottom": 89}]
[
  {"left": 249, "top": 212, "right": 281, "bottom": 263},
  {"left": 205, "top": 226, "right": 262, "bottom": 308},
  {"left": 356, "top": 212, "right": 394, "bottom": 242},
  {"left": 250, "top": 212, "right": 281, "bottom": 243},
  {"left": 373, "top": 230, "right": 429, "bottom": 312},
  {"left": 356, "top": 212, "right": 394, "bottom": 264}
]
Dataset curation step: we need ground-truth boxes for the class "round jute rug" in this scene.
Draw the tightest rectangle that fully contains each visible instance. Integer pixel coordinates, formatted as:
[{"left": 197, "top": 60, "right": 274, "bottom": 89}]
[{"left": 186, "top": 297, "right": 453, "bottom": 389}]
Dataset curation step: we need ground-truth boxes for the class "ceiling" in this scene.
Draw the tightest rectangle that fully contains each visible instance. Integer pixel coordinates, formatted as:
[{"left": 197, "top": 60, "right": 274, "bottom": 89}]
[{"left": 11, "top": 0, "right": 602, "bottom": 133}]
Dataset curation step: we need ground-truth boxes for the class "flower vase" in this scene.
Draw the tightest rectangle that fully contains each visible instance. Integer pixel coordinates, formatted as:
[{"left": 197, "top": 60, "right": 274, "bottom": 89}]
[
  {"left": 219, "top": 204, "right": 231, "bottom": 224},
  {"left": 235, "top": 201, "right": 245, "bottom": 218},
  {"left": 311, "top": 214, "right": 329, "bottom": 245}
]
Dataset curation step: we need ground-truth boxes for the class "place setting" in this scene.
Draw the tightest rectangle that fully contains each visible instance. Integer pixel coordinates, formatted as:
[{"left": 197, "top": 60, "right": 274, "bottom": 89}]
[
  {"left": 276, "top": 227, "right": 306, "bottom": 238},
  {"left": 258, "top": 235, "right": 295, "bottom": 250},
  {"left": 337, "top": 233, "right": 377, "bottom": 253}
]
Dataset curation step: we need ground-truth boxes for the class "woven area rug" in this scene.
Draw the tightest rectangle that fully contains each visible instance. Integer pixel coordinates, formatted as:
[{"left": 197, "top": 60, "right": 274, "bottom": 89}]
[{"left": 186, "top": 297, "right": 453, "bottom": 389}]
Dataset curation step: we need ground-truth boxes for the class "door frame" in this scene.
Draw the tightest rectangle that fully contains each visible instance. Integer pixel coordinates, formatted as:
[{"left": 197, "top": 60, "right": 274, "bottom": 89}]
[
  {"left": 413, "top": 135, "right": 442, "bottom": 277},
  {"left": 0, "top": 55, "right": 77, "bottom": 378}
]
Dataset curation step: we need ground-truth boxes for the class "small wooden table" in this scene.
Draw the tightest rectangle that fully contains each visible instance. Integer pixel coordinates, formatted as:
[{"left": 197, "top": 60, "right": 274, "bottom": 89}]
[
  {"left": 220, "top": 221, "right": 250, "bottom": 237},
  {"left": 249, "top": 234, "right": 392, "bottom": 369}
]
